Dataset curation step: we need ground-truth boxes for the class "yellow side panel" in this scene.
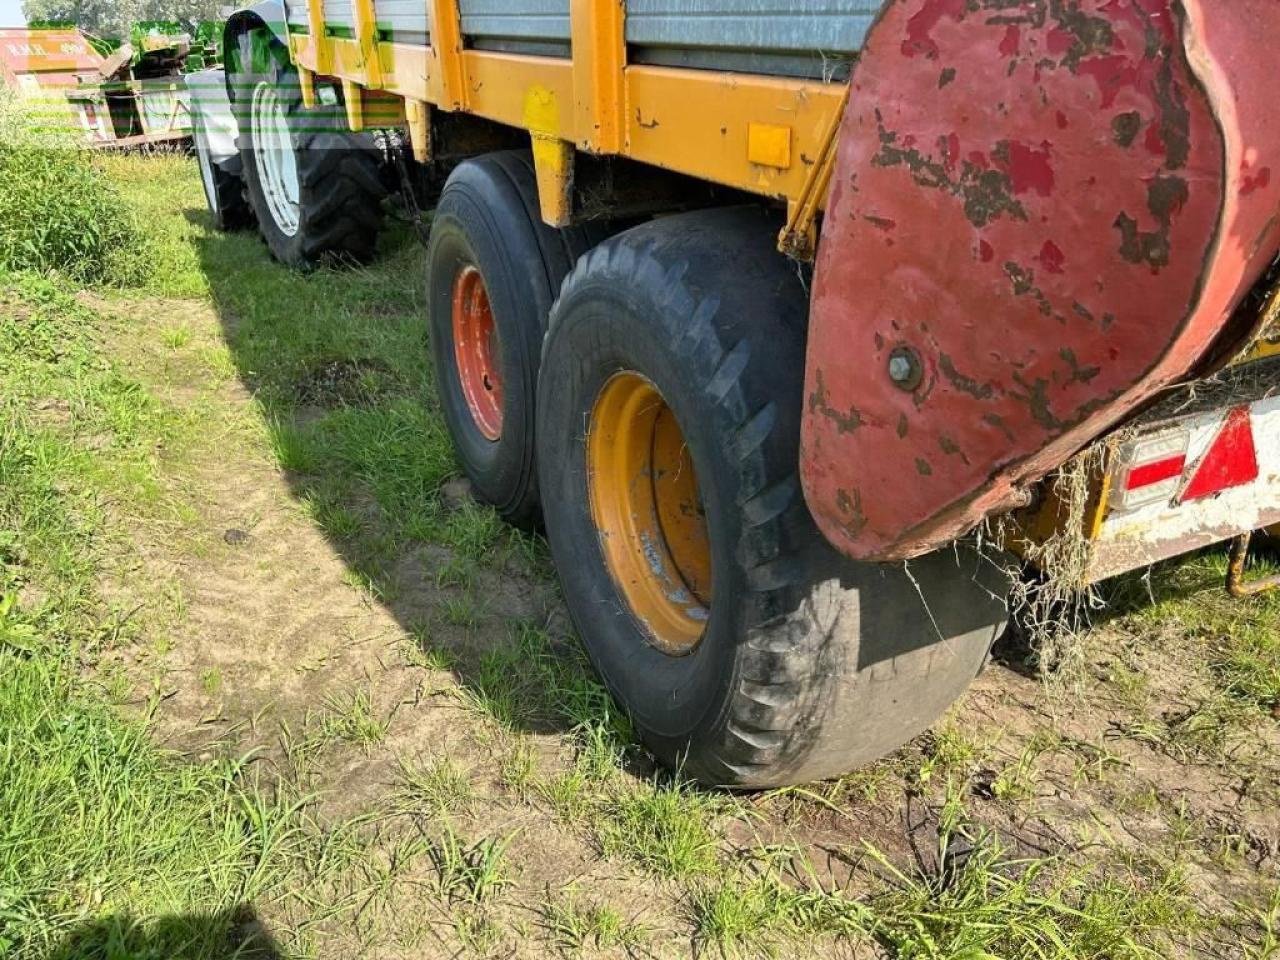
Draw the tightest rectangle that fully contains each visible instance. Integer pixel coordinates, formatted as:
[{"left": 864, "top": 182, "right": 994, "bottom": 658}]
[{"left": 624, "top": 66, "right": 844, "bottom": 200}]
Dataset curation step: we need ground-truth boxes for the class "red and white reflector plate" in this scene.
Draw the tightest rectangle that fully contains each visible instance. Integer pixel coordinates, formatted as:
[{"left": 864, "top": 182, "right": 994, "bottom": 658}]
[{"left": 1092, "top": 396, "right": 1280, "bottom": 580}]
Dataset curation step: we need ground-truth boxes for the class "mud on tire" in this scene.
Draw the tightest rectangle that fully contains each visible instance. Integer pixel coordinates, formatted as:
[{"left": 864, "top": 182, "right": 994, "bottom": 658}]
[{"left": 537, "top": 207, "right": 1010, "bottom": 788}]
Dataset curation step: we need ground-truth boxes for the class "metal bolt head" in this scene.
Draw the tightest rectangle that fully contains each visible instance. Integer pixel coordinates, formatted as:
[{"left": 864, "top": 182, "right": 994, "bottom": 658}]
[{"left": 887, "top": 347, "right": 923, "bottom": 391}]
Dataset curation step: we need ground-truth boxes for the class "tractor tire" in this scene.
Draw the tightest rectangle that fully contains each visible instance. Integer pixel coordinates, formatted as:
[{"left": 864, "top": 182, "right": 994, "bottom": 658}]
[
  {"left": 196, "top": 138, "right": 252, "bottom": 233},
  {"left": 426, "top": 152, "right": 611, "bottom": 527},
  {"left": 537, "top": 207, "right": 1011, "bottom": 788},
  {"left": 234, "top": 36, "right": 385, "bottom": 270}
]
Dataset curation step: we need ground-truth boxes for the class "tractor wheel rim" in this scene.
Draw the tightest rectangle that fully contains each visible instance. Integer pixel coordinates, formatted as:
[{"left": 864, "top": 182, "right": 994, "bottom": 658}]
[
  {"left": 251, "top": 82, "right": 300, "bottom": 237},
  {"left": 587, "top": 372, "right": 712, "bottom": 656},
  {"left": 451, "top": 265, "right": 503, "bottom": 441}
]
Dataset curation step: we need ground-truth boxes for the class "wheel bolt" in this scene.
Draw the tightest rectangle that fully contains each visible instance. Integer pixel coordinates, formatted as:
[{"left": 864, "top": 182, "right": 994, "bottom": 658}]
[{"left": 888, "top": 347, "right": 923, "bottom": 391}]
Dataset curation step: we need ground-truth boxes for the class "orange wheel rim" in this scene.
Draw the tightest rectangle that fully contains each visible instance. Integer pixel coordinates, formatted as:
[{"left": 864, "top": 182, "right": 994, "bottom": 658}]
[
  {"left": 588, "top": 372, "right": 712, "bottom": 656},
  {"left": 451, "top": 265, "right": 503, "bottom": 441}
]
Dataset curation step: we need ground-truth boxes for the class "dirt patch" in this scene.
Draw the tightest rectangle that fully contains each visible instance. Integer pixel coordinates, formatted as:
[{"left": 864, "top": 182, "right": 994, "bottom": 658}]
[{"left": 293, "top": 357, "right": 399, "bottom": 409}]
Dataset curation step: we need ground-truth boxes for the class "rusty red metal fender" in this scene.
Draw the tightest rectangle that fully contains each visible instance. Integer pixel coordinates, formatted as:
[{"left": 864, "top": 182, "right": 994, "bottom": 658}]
[{"left": 803, "top": 0, "right": 1280, "bottom": 563}]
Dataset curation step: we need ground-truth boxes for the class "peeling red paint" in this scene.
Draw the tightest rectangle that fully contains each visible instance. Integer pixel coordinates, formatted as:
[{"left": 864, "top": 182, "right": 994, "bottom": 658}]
[
  {"left": 1036, "top": 240, "right": 1066, "bottom": 274},
  {"left": 804, "top": 0, "right": 1280, "bottom": 563},
  {"left": 999, "top": 141, "right": 1055, "bottom": 197},
  {"left": 901, "top": 0, "right": 967, "bottom": 60},
  {"left": 998, "top": 25, "right": 1020, "bottom": 58}
]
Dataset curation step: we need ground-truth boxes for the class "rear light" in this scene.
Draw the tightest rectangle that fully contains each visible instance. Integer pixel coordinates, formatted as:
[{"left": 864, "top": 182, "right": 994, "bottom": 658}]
[
  {"left": 1178, "top": 405, "right": 1259, "bottom": 503},
  {"left": 1114, "top": 430, "right": 1189, "bottom": 510},
  {"left": 1111, "top": 404, "right": 1260, "bottom": 513}
]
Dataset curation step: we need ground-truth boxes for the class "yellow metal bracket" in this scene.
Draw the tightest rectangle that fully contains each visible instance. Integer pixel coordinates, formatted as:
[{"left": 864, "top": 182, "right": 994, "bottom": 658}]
[
  {"left": 524, "top": 85, "right": 575, "bottom": 226},
  {"left": 428, "top": 0, "right": 466, "bottom": 109},
  {"left": 570, "top": 0, "right": 626, "bottom": 154},
  {"left": 532, "top": 137, "right": 575, "bottom": 226},
  {"left": 343, "top": 78, "right": 365, "bottom": 131},
  {"left": 305, "top": 0, "right": 331, "bottom": 74},
  {"left": 351, "top": 0, "right": 383, "bottom": 87},
  {"left": 299, "top": 64, "right": 317, "bottom": 110},
  {"left": 405, "top": 98, "right": 432, "bottom": 163},
  {"left": 778, "top": 84, "right": 849, "bottom": 261}
]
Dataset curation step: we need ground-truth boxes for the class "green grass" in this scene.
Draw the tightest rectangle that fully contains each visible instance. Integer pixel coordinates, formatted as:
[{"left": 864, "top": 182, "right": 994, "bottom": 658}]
[
  {"left": 0, "top": 96, "right": 146, "bottom": 286},
  {"left": 542, "top": 887, "right": 645, "bottom": 954},
  {"left": 0, "top": 272, "right": 302, "bottom": 958}
]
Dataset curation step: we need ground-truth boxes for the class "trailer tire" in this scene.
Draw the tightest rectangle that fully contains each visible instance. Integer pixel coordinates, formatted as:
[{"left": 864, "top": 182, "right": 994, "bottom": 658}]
[
  {"left": 235, "top": 40, "right": 385, "bottom": 269},
  {"left": 537, "top": 208, "right": 1010, "bottom": 788},
  {"left": 196, "top": 143, "right": 252, "bottom": 233},
  {"left": 427, "top": 152, "right": 611, "bottom": 526}
]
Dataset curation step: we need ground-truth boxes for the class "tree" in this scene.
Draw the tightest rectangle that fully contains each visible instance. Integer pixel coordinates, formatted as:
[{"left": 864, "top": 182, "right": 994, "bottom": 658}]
[{"left": 21, "top": 0, "right": 223, "bottom": 39}]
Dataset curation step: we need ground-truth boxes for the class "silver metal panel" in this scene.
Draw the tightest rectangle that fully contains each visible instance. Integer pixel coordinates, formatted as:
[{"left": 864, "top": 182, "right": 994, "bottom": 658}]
[
  {"left": 282, "top": 0, "right": 307, "bottom": 29},
  {"left": 458, "top": 0, "right": 571, "bottom": 43},
  {"left": 626, "top": 0, "right": 880, "bottom": 56},
  {"left": 376, "top": 0, "right": 430, "bottom": 40},
  {"left": 322, "top": 0, "right": 355, "bottom": 31}
]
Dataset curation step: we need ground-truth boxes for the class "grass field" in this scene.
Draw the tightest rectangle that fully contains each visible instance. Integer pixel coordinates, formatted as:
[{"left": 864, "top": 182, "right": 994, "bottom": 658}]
[{"left": 2, "top": 144, "right": 1280, "bottom": 959}]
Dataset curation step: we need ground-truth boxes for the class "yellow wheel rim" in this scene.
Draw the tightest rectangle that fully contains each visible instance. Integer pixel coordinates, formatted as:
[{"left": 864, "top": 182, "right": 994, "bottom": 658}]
[{"left": 588, "top": 372, "right": 713, "bottom": 656}]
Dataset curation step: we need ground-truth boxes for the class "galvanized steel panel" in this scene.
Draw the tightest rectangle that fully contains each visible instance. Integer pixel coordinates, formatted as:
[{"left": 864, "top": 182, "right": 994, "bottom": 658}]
[
  {"left": 376, "top": 0, "right": 430, "bottom": 40},
  {"left": 458, "top": 0, "right": 571, "bottom": 43},
  {"left": 625, "top": 1, "right": 880, "bottom": 55},
  {"left": 322, "top": 0, "right": 354, "bottom": 31}
]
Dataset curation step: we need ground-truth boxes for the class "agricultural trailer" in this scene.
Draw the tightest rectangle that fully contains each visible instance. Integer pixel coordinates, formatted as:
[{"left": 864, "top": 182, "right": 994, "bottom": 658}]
[
  {"left": 64, "top": 28, "right": 222, "bottom": 149},
  {"left": 190, "top": 0, "right": 1280, "bottom": 788}
]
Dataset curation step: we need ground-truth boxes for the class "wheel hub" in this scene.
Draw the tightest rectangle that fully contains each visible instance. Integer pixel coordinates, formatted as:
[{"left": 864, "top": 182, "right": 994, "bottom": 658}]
[
  {"left": 588, "top": 372, "right": 712, "bottom": 656},
  {"left": 451, "top": 265, "right": 504, "bottom": 441}
]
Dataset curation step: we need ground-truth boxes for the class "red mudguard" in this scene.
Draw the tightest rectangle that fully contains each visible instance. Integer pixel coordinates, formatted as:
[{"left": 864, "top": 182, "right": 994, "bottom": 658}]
[{"left": 803, "top": 0, "right": 1280, "bottom": 562}]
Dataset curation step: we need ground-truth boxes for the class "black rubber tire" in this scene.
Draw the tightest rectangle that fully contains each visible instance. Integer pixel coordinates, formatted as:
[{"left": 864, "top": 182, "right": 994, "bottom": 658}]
[
  {"left": 537, "top": 207, "right": 1011, "bottom": 788},
  {"left": 195, "top": 139, "right": 252, "bottom": 232},
  {"left": 234, "top": 35, "right": 385, "bottom": 270},
  {"left": 426, "top": 152, "right": 612, "bottom": 527}
]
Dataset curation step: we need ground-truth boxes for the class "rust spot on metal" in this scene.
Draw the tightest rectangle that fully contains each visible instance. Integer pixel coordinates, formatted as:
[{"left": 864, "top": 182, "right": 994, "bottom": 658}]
[
  {"left": 1057, "top": 347, "right": 1101, "bottom": 385},
  {"left": 1114, "top": 175, "right": 1185, "bottom": 271},
  {"left": 809, "top": 368, "right": 865, "bottom": 434},
  {"left": 873, "top": 117, "right": 1028, "bottom": 228},
  {"left": 982, "top": 412, "right": 1015, "bottom": 442},
  {"left": 1112, "top": 111, "right": 1141, "bottom": 148},
  {"left": 834, "top": 487, "right": 867, "bottom": 536},
  {"left": 1003, "top": 261, "right": 1057, "bottom": 318},
  {"left": 938, "top": 353, "right": 995, "bottom": 401},
  {"left": 1046, "top": 4, "right": 1114, "bottom": 71}
]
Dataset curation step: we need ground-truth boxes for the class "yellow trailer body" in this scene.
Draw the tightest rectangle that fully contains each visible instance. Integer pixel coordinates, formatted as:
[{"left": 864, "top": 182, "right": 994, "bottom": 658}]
[{"left": 281, "top": 0, "right": 849, "bottom": 246}]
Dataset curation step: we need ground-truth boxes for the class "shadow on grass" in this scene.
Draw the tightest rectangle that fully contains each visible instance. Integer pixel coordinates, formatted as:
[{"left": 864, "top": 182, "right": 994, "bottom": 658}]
[
  {"left": 46, "top": 906, "right": 281, "bottom": 960},
  {"left": 185, "top": 210, "right": 613, "bottom": 741}
]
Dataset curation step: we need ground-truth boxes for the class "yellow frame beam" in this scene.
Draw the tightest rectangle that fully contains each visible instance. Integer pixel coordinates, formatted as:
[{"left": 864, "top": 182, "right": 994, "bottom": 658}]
[{"left": 287, "top": 21, "right": 847, "bottom": 228}]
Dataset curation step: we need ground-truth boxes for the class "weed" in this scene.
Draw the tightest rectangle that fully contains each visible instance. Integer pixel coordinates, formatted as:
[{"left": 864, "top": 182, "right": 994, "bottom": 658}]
[
  {"left": 320, "top": 688, "right": 390, "bottom": 752},
  {"left": 543, "top": 888, "right": 644, "bottom": 954},
  {"left": 397, "top": 756, "right": 476, "bottom": 819},
  {"left": 597, "top": 777, "right": 725, "bottom": 879},
  {"left": 199, "top": 668, "right": 222, "bottom": 696},
  {"left": 428, "top": 826, "right": 515, "bottom": 904}
]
